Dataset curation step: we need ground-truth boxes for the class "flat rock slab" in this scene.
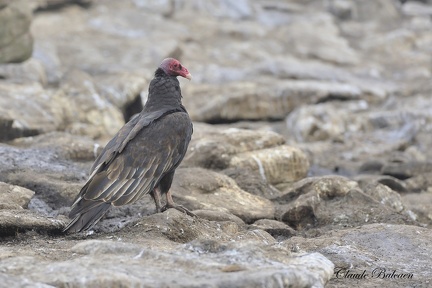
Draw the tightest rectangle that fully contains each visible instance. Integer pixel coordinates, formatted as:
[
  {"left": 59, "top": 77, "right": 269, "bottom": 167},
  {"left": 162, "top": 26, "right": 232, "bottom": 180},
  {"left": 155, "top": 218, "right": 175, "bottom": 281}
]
[
  {"left": 172, "top": 167, "right": 275, "bottom": 223},
  {"left": 184, "top": 123, "right": 309, "bottom": 186},
  {"left": 0, "top": 243, "right": 333, "bottom": 288},
  {"left": 0, "top": 182, "right": 34, "bottom": 210},
  {"left": 0, "top": 210, "right": 65, "bottom": 236},
  {"left": 284, "top": 223, "right": 432, "bottom": 288},
  {"left": 0, "top": 210, "right": 334, "bottom": 287},
  {"left": 0, "top": 143, "right": 88, "bottom": 209},
  {"left": 0, "top": 1, "right": 33, "bottom": 63}
]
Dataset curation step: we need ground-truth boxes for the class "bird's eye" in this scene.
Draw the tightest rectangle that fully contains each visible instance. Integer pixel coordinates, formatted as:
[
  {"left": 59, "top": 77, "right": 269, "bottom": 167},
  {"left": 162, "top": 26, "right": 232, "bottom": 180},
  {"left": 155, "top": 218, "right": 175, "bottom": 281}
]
[{"left": 179, "top": 64, "right": 182, "bottom": 69}]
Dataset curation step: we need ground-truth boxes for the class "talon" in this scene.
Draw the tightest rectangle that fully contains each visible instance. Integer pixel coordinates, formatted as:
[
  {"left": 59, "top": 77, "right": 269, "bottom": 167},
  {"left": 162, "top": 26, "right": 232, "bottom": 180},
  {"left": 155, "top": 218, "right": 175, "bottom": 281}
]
[
  {"left": 158, "top": 190, "right": 197, "bottom": 217},
  {"left": 162, "top": 204, "right": 196, "bottom": 217}
]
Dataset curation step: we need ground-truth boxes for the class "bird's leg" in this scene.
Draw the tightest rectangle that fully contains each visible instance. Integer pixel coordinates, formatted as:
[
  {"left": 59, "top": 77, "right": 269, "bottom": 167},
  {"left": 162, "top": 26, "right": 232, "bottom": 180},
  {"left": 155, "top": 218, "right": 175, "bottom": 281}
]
[
  {"left": 150, "top": 188, "right": 162, "bottom": 213},
  {"left": 161, "top": 190, "right": 196, "bottom": 217}
]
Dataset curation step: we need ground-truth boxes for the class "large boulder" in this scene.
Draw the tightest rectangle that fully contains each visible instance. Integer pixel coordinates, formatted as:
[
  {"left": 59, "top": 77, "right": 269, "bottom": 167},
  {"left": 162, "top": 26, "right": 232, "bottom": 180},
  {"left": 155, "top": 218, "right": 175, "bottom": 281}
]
[
  {"left": 184, "top": 123, "right": 309, "bottom": 188},
  {"left": 275, "top": 175, "right": 417, "bottom": 231},
  {"left": 285, "top": 223, "right": 431, "bottom": 287},
  {"left": 171, "top": 167, "right": 275, "bottom": 223},
  {"left": 0, "top": 0, "right": 33, "bottom": 63}
]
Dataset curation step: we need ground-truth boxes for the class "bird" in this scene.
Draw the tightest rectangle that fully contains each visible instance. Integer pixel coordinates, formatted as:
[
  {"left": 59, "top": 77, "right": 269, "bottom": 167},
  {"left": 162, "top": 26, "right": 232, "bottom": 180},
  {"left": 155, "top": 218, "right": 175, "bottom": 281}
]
[{"left": 63, "top": 58, "right": 194, "bottom": 233}]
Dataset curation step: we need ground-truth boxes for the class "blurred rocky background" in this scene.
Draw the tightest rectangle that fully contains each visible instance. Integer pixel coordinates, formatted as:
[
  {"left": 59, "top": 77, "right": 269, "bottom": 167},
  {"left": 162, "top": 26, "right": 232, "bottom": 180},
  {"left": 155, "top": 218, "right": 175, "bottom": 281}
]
[{"left": 0, "top": 0, "right": 431, "bottom": 287}]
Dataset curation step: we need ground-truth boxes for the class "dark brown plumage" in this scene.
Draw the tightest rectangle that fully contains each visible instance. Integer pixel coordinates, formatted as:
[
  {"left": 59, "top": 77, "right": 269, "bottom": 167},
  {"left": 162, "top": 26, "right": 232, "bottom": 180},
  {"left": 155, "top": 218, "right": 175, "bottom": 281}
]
[{"left": 64, "top": 58, "right": 193, "bottom": 233}]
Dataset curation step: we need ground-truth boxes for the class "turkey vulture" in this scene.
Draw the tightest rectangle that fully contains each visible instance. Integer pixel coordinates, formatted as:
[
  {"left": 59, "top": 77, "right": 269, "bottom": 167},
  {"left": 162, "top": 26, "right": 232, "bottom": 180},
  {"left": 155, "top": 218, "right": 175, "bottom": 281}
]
[{"left": 64, "top": 58, "right": 193, "bottom": 233}]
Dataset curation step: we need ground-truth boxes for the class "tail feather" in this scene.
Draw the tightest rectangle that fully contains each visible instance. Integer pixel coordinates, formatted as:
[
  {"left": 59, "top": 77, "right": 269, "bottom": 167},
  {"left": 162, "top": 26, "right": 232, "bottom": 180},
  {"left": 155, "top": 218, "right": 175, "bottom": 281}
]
[{"left": 63, "top": 201, "right": 111, "bottom": 233}]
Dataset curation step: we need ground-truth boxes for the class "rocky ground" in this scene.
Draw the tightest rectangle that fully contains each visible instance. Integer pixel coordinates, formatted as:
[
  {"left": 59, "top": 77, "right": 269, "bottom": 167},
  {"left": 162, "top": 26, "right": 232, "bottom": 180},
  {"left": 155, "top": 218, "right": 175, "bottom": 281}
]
[{"left": 0, "top": 0, "right": 431, "bottom": 287}]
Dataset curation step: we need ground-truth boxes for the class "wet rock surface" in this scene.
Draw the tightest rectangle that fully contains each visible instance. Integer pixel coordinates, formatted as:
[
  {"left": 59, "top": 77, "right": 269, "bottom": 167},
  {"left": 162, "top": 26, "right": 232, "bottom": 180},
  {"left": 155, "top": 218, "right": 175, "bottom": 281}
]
[{"left": 0, "top": 0, "right": 431, "bottom": 287}]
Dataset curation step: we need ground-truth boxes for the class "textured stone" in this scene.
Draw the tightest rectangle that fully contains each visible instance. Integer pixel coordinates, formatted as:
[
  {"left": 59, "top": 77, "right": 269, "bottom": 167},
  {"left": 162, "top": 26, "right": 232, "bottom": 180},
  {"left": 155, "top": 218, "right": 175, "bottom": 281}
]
[
  {"left": 0, "top": 238, "right": 333, "bottom": 288},
  {"left": 0, "top": 273, "right": 54, "bottom": 288},
  {"left": 286, "top": 100, "right": 368, "bottom": 142},
  {"left": 193, "top": 209, "right": 245, "bottom": 225},
  {"left": 172, "top": 167, "right": 275, "bottom": 223},
  {"left": 184, "top": 80, "right": 365, "bottom": 123},
  {"left": 0, "top": 58, "right": 47, "bottom": 85},
  {"left": 31, "top": 0, "right": 92, "bottom": 11},
  {"left": 381, "top": 161, "right": 432, "bottom": 180},
  {"left": 11, "top": 132, "right": 101, "bottom": 161},
  {"left": 0, "top": 143, "right": 87, "bottom": 209},
  {"left": 59, "top": 70, "right": 125, "bottom": 138},
  {"left": 185, "top": 123, "right": 309, "bottom": 186},
  {"left": 275, "top": 176, "right": 415, "bottom": 231},
  {"left": 250, "top": 219, "right": 297, "bottom": 239},
  {"left": 0, "top": 83, "right": 62, "bottom": 140},
  {"left": 0, "top": 182, "right": 34, "bottom": 210},
  {"left": 0, "top": 210, "right": 64, "bottom": 236},
  {"left": 222, "top": 167, "right": 283, "bottom": 199},
  {"left": 361, "top": 183, "right": 404, "bottom": 212},
  {"left": 401, "top": 192, "right": 432, "bottom": 227},
  {"left": 285, "top": 224, "right": 431, "bottom": 287},
  {"left": 0, "top": 209, "right": 334, "bottom": 287},
  {"left": 0, "top": 0, "right": 33, "bottom": 63},
  {"left": 275, "top": 12, "right": 360, "bottom": 65}
]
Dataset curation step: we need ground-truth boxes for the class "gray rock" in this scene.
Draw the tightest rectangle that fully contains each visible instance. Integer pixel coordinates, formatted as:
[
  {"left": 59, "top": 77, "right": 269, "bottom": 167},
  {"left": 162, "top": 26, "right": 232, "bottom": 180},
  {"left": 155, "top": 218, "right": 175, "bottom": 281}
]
[
  {"left": 94, "top": 73, "right": 147, "bottom": 119},
  {"left": 0, "top": 242, "right": 333, "bottom": 287},
  {"left": 31, "top": 2, "right": 187, "bottom": 75},
  {"left": 254, "top": 57, "right": 360, "bottom": 83},
  {"left": 59, "top": 70, "right": 125, "bottom": 138},
  {"left": 0, "top": 273, "right": 54, "bottom": 288},
  {"left": 10, "top": 132, "right": 102, "bottom": 161},
  {"left": 381, "top": 161, "right": 432, "bottom": 180},
  {"left": 351, "top": 0, "right": 401, "bottom": 22},
  {"left": 250, "top": 219, "right": 297, "bottom": 239},
  {"left": 0, "top": 210, "right": 65, "bottom": 236},
  {"left": 184, "top": 80, "right": 365, "bottom": 123},
  {"left": 193, "top": 209, "right": 245, "bottom": 226},
  {"left": 401, "top": 192, "right": 432, "bottom": 227},
  {"left": 32, "top": 42, "right": 63, "bottom": 84},
  {"left": 0, "top": 182, "right": 34, "bottom": 210},
  {"left": 404, "top": 171, "right": 432, "bottom": 192},
  {"left": 355, "top": 174, "right": 408, "bottom": 194},
  {"left": 71, "top": 239, "right": 142, "bottom": 255},
  {"left": 402, "top": 1, "right": 432, "bottom": 16},
  {"left": 284, "top": 224, "right": 432, "bottom": 287},
  {"left": 31, "top": 0, "right": 92, "bottom": 11},
  {"left": 0, "top": 209, "right": 334, "bottom": 287},
  {"left": 0, "top": 143, "right": 87, "bottom": 209},
  {"left": 172, "top": 167, "right": 275, "bottom": 223},
  {"left": 274, "top": 12, "right": 360, "bottom": 65},
  {"left": 0, "top": 58, "right": 47, "bottom": 85},
  {"left": 361, "top": 183, "right": 404, "bottom": 212},
  {"left": 0, "top": 0, "right": 33, "bottom": 63},
  {"left": 176, "top": 0, "right": 254, "bottom": 20},
  {"left": 275, "top": 176, "right": 416, "bottom": 231},
  {"left": 222, "top": 167, "right": 284, "bottom": 199},
  {"left": 326, "top": 0, "right": 354, "bottom": 20},
  {"left": 185, "top": 123, "right": 309, "bottom": 187},
  {"left": 0, "top": 82, "right": 62, "bottom": 141},
  {"left": 286, "top": 100, "right": 368, "bottom": 142},
  {"left": 0, "top": 69, "right": 145, "bottom": 141}
]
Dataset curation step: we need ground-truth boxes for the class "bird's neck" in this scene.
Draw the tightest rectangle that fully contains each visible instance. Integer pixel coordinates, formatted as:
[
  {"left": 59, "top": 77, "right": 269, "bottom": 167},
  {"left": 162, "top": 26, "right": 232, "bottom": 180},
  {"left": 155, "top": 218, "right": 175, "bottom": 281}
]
[{"left": 144, "top": 70, "right": 183, "bottom": 112}]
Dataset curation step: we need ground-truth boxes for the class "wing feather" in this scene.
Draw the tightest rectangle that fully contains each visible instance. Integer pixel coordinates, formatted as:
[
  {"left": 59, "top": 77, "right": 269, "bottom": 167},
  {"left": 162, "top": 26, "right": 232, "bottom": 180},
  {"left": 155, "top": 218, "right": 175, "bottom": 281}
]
[{"left": 94, "top": 179, "right": 128, "bottom": 200}]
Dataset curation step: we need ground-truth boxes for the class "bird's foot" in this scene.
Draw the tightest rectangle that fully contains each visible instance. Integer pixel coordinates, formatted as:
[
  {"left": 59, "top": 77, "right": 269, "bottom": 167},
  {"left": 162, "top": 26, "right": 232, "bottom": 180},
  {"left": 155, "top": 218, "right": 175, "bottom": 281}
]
[
  {"left": 150, "top": 188, "right": 162, "bottom": 213},
  {"left": 161, "top": 203, "right": 196, "bottom": 217}
]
